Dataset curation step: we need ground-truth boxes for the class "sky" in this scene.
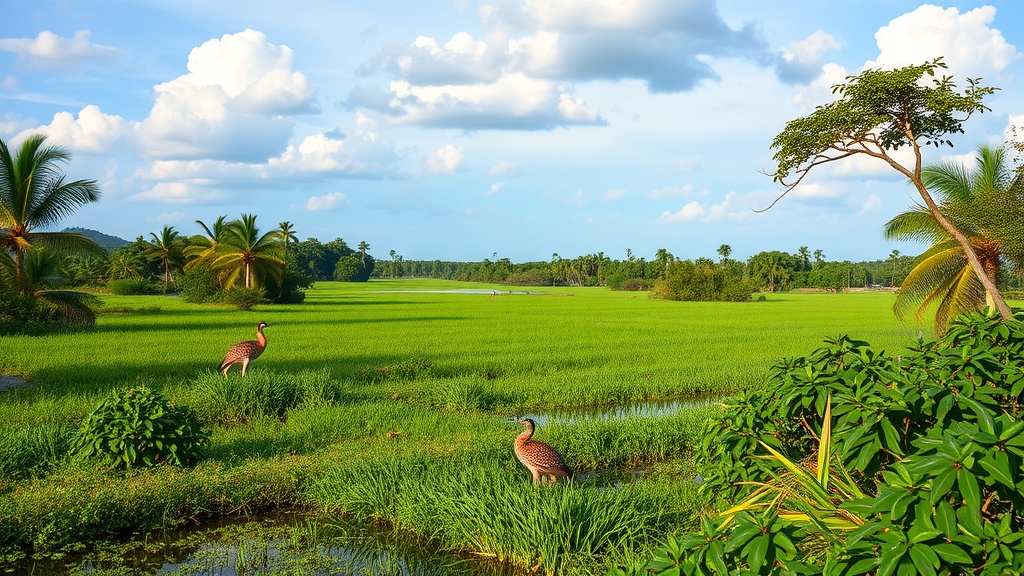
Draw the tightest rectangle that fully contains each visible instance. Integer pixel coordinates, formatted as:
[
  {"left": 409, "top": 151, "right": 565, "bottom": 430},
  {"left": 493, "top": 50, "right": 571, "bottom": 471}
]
[{"left": 2, "top": 1, "right": 1022, "bottom": 263}]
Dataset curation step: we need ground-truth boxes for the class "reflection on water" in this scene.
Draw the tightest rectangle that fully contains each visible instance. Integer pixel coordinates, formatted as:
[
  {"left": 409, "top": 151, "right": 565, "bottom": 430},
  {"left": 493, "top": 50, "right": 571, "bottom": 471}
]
[
  {"left": 514, "top": 398, "right": 716, "bottom": 427},
  {"left": 11, "top": 511, "right": 516, "bottom": 576}
]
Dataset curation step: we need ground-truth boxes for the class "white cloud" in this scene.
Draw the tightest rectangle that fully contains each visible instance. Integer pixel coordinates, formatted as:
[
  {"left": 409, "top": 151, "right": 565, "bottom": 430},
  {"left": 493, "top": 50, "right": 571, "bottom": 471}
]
[
  {"left": 776, "top": 30, "right": 842, "bottom": 84},
  {"left": 157, "top": 211, "right": 185, "bottom": 224},
  {"left": 382, "top": 74, "right": 604, "bottom": 130},
  {"left": 353, "top": 0, "right": 768, "bottom": 130},
  {"left": 858, "top": 194, "right": 883, "bottom": 214},
  {"left": 648, "top": 184, "right": 694, "bottom": 199},
  {"left": 137, "top": 29, "right": 317, "bottom": 162},
  {"left": 130, "top": 182, "right": 226, "bottom": 204},
  {"left": 604, "top": 188, "right": 626, "bottom": 201},
  {"left": 21, "top": 105, "right": 131, "bottom": 154},
  {"left": 489, "top": 160, "right": 519, "bottom": 175},
  {"left": 0, "top": 113, "right": 36, "bottom": 138},
  {"left": 793, "top": 62, "right": 848, "bottom": 111},
  {"left": 488, "top": 182, "right": 504, "bottom": 195},
  {"left": 704, "top": 192, "right": 748, "bottom": 222},
  {"left": 0, "top": 30, "right": 124, "bottom": 71},
  {"left": 790, "top": 182, "right": 842, "bottom": 200},
  {"left": 2, "top": 76, "right": 18, "bottom": 90},
  {"left": 305, "top": 192, "right": 346, "bottom": 211},
  {"left": 659, "top": 200, "right": 705, "bottom": 223},
  {"left": 866, "top": 5, "right": 1021, "bottom": 78},
  {"left": 427, "top": 144, "right": 464, "bottom": 174}
]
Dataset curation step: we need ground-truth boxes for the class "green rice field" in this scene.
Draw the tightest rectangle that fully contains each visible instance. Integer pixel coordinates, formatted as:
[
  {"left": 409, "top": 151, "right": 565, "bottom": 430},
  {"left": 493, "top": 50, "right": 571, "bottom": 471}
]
[{"left": 0, "top": 280, "right": 932, "bottom": 574}]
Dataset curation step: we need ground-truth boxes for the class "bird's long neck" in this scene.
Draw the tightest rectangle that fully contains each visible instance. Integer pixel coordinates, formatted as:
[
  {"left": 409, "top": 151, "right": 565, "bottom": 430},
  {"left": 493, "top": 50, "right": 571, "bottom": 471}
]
[
  {"left": 256, "top": 327, "right": 267, "bottom": 348},
  {"left": 516, "top": 423, "right": 534, "bottom": 444}
]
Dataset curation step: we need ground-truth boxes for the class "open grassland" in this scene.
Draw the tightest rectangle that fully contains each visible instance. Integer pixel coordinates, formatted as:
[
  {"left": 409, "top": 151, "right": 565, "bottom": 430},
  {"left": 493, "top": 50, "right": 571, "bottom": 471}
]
[{"left": 0, "top": 280, "right": 930, "bottom": 573}]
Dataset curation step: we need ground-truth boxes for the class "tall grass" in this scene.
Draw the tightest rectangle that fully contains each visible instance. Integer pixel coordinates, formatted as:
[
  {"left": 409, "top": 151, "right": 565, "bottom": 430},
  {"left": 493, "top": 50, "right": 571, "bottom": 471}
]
[{"left": 310, "top": 452, "right": 685, "bottom": 574}]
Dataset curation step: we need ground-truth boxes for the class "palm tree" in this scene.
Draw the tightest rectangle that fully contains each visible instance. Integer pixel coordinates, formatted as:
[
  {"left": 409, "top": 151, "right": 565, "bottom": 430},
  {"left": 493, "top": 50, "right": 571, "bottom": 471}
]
[
  {"left": 0, "top": 134, "right": 102, "bottom": 294},
  {"left": 717, "top": 244, "right": 732, "bottom": 264},
  {"left": 146, "top": 226, "right": 184, "bottom": 293},
  {"left": 884, "top": 145, "right": 1022, "bottom": 333},
  {"left": 357, "top": 241, "right": 370, "bottom": 265},
  {"left": 277, "top": 221, "right": 298, "bottom": 270},
  {"left": 21, "top": 247, "right": 100, "bottom": 325},
  {"left": 184, "top": 215, "right": 229, "bottom": 269},
  {"left": 212, "top": 214, "right": 284, "bottom": 289},
  {"left": 889, "top": 249, "right": 900, "bottom": 287}
]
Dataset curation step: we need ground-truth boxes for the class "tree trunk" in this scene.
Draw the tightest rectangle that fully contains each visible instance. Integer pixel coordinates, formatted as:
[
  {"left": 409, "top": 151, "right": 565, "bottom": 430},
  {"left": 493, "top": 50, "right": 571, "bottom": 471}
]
[{"left": 911, "top": 178, "right": 1012, "bottom": 319}]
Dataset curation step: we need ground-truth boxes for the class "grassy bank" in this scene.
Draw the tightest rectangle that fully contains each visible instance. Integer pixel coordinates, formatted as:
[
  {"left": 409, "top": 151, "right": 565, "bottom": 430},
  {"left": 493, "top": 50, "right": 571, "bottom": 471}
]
[{"left": 0, "top": 280, "right": 926, "bottom": 573}]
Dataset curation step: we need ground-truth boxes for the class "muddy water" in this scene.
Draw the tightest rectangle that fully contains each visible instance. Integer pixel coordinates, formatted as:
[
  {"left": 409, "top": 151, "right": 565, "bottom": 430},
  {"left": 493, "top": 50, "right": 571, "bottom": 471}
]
[{"left": 9, "top": 510, "right": 515, "bottom": 576}]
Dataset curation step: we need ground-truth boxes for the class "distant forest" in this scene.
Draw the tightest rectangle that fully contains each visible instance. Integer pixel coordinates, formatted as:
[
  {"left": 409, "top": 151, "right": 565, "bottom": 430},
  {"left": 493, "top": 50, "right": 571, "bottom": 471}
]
[{"left": 64, "top": 228, "right": 1024, "bottom": 296}]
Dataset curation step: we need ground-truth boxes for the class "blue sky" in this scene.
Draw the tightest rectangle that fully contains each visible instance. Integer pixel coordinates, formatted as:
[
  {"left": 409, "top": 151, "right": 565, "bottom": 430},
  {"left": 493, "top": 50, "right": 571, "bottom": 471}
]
[{"left": 2, "top": 1, "right": 1022, "bottom": 263}]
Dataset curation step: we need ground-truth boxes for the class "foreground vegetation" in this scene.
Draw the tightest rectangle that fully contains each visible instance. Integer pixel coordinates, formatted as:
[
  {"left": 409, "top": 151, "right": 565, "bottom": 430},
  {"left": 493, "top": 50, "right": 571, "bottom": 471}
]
[{"left": 0, "top": 280, "right": 930, "bottom": 574}]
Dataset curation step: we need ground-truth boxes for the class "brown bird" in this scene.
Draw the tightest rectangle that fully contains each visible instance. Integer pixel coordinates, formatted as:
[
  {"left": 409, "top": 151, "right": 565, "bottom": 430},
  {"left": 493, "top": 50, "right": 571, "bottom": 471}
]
[
  {"left": 514, "top": 418, "right": 572, "bottom": 484},
  {"left": 219, "top": 322, "right": 268, "bottom": 377}
]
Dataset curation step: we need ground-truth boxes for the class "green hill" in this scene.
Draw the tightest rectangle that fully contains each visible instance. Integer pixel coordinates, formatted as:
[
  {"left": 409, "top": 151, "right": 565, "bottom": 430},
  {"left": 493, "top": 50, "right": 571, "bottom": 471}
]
[{"left": 63, "top": 227, "right": 129, "bottom": 252}]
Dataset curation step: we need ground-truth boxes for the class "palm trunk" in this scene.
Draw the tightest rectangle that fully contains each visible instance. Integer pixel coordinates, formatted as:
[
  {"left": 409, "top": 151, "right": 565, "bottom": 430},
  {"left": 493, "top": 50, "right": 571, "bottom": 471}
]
[{"left": 911, "top": 180, "right": 1011, "bottom": 319}]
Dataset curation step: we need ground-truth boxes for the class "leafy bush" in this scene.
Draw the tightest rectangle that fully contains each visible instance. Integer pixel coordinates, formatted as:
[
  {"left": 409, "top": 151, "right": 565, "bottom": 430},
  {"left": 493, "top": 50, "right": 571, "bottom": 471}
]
[
  {"left": 652, "top": 260, "right": 753, "bottom": 302},
  {"left": 503, "top": 270, "right": 553, "bottom": 286},
  {"left": 177, "top": 264, "right": 223, "bottom": 303},
  {"left": 75, "top": 386, "right": 208, "bottom": 469},
  {"left": 629, "top": 311, "right": 1024, "bottom": 575},
  {"left": 106, "top": 278, "right": 155, "bottom": 295},
  {"left": 224, "top": 287, "right": 265, "bottom": 310}
]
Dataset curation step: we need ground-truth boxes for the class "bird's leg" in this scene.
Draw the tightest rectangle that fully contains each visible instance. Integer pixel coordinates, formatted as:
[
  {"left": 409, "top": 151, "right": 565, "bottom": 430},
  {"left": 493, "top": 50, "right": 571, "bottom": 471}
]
[
  {"left": 241, "top": 358, "right": 249, "bottom": 378},
  {"left": 532, "top": 470, "right": 541, "bottom": 485}
]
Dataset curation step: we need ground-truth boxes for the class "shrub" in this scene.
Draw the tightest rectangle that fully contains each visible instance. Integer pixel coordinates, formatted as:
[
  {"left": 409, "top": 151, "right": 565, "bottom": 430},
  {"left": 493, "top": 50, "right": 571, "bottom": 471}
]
[
  {"left": 631, "top": 311, "right": 1024, "bottom": 575},
  {"left": 106, "top": 278, "right": 155, "bottom": 295},
  {"left": 224, "top": 287, "right": 265, "bottom": 310},
  {"left": 177, "top": 264, "right": 223, "bottom": 303},
  {"left": 75, "top": 386, "right": 208, "bottom": 469}
]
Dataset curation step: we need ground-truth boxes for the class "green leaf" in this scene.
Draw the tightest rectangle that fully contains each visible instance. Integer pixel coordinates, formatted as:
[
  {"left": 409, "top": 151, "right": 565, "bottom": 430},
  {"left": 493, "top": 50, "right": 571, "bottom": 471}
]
[
  {"left": 909, "top": 543, "right": 939, "bottom": 576},
  {"left": 978, "top": 451, "right": 1015, "bottom": 488},
  {"left": 930, "top": 468, "right": 957, "bottom": 504},
  {"left": 934, "top": 500, "right": 956, "bottom": 537},
  {"left": 931, "top": 543, "right": 972, "bottom": 564},
  {"left": 956, "top": 468, "right": 981, "bottom": 514}
]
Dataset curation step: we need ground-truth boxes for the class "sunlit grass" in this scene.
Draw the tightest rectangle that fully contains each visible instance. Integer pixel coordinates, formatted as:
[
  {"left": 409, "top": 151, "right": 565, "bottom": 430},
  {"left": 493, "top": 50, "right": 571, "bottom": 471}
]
[{"left": 0, "top": 280, "right": 930, "bottom": 573}]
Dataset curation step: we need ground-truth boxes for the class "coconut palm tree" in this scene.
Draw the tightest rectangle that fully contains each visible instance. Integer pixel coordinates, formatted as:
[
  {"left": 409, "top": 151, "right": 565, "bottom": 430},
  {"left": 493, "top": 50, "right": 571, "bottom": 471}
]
[
  {"left": 884, "top": 145, "right": 1022, "bottom": 333},
  {"left": 21, "top": 247, "right": 100, "bottom": 326},
  {"left": 212, "top": 214, "right": 284, "bottom": 289},
  {"left": 184, "top": 215, "right": 229, "bottom": 269},
  {"left": 277, "top": 221, "right": 298, "bottom": 270},
  {"left": 146, "top": 225, "right": 184, "bottom": 293},
  {"left": 0, "top": 134, "right": 102, "bottom": 294}
]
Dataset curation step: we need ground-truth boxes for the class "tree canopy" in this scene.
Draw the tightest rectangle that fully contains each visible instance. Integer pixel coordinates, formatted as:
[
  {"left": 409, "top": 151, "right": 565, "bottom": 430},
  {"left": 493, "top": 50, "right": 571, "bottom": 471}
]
[{"left": 768, "top": 58, "right": 1011, "bottom": 319}]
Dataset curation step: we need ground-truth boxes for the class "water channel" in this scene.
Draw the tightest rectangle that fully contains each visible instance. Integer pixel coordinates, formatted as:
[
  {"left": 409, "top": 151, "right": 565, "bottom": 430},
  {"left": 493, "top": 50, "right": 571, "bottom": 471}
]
[{"left": 8, "top": 397, "right": 715, "bottom": 575}]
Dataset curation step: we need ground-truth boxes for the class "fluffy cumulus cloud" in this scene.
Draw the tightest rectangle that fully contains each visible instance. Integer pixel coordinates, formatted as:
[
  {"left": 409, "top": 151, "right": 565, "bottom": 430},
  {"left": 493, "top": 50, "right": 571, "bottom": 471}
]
[
  {"left": 775, "top": 30, "right": 842, "bottom": 84},
  {"left": 137, "top": 29, "right": 317, "bottom": 162},
  {"left": 376, "top": 74, "right": 603, "bottom": 130},
  {"left": 488, "top": 182, "right": 505, "bottom": 195},
  {"left": 350, "top": 0, "right": 768, "bottom": 129},
  {"left": 0, "top": 30, "right": 124, "bottom": 71},
  {"left": 129, "top": 182, "right": 228, "bottom": 204},
  {"left": 659, "top": 200, "right": 705, "bottom": 223},
  {"left": 267, "top": 119, "right": 399, "bottom": 178},
  {"left": 866, "top": 5, "right": 1021, "bottom": 77},
  {"left": 426, "top": 144, "right": 464, "bottom": 174},
  {"left": 20, "top": 105, "right": 132, "bottom": 154},
  {"left": 305, "top": 192, "right": 346, "bottom": 211}
]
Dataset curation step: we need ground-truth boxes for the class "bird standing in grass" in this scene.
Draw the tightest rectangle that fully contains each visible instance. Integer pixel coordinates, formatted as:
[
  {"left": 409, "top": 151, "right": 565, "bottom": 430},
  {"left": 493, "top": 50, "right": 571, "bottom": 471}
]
[
  {"left": 219, "top": 322, "right": 268, "bottom": 377},
  {"left": 514, "top": 418, "right": 572, "bottom": 484}
]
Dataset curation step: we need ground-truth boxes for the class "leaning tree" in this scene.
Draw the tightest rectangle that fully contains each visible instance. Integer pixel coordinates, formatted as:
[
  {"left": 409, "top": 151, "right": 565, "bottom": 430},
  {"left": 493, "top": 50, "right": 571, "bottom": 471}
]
[{"left": 767, "top": 58, "right": 1011, "bottom": 319}]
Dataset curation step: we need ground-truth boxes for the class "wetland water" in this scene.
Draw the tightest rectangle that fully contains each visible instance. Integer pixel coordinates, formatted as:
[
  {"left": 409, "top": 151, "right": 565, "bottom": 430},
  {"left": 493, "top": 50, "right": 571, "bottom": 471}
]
[{"left": 11, "top": 398, "right": 712, "bottom": 575}]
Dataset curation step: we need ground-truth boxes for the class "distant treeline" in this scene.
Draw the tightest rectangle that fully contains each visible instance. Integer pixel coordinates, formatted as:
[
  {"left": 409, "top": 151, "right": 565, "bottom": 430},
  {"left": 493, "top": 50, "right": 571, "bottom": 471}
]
[{"left": 369, "top": 247, "right": 949, "bottom": 292}]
